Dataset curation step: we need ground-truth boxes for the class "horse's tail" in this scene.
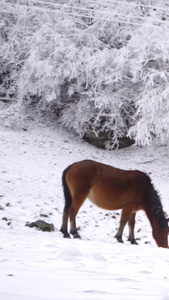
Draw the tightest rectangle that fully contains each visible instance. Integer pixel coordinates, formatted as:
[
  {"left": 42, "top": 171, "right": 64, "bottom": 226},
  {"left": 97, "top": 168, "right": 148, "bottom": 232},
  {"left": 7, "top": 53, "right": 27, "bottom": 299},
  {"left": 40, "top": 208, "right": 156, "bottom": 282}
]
[{"left": 62, "top": 166, "right": 72, "bottom": 212}]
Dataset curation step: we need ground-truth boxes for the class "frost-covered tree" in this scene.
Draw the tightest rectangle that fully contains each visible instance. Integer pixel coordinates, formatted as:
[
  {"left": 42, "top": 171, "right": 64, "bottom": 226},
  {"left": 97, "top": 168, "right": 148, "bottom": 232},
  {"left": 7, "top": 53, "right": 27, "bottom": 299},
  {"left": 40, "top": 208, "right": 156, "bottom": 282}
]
[{"left": 1, "top": 0, "right": 169, "bottom": 147}]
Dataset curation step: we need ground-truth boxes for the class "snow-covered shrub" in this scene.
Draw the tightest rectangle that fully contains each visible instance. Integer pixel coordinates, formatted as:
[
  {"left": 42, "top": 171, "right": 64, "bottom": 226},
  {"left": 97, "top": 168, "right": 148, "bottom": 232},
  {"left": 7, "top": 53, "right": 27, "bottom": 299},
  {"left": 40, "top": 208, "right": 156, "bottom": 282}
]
[
  {"left": 126, "top": 23, "right": 169, "bottom": 145},
  {"left": 1, "top": 0, "right": 169, "bottom": 147}
]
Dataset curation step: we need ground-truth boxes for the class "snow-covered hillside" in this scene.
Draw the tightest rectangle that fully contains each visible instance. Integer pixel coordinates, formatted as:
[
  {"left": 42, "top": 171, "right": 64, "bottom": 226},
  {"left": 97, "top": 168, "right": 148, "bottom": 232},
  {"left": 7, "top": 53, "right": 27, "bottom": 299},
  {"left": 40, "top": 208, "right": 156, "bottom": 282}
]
[{"left": 0, "top": 123, "right": 169, "bottom": 300}]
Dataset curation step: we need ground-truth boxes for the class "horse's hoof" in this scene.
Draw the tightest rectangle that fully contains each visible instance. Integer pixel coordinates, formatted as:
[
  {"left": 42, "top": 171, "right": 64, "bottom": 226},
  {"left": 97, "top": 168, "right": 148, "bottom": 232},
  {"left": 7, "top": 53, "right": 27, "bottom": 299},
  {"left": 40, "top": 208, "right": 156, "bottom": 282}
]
[
  {"left": 115, "top": 236, "right": 123, "bottom": 243},
  {"left": 63, "top": 233, "right": 71, "bottom": 238},
  {"left": 131, "top": 240, "right": 138, "bottom": 245},
  {"left": 118, "top": 239, "right": 123, "bottom": 243},
  {"left": 73, "top": 234, "right": 81, "bottom": 239},
  {"left": 128, "top": 238, "right": 138, "bottom": 245}
]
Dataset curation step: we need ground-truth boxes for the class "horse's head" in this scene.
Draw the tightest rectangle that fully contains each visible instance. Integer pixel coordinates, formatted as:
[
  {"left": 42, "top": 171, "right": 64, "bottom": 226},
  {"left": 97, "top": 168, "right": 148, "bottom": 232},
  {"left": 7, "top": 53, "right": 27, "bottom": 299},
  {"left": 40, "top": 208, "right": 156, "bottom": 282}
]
[{"left": 152, "top": 218, "right": 169, "bottom": 249}]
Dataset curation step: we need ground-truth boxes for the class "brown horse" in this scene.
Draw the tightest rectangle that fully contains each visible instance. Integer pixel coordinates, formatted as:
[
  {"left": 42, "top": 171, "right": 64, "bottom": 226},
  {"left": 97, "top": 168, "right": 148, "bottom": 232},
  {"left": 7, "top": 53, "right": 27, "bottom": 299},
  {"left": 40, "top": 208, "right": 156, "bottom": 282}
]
[{"left": 60, "top": 160, "right": 169, "bottom": 248}]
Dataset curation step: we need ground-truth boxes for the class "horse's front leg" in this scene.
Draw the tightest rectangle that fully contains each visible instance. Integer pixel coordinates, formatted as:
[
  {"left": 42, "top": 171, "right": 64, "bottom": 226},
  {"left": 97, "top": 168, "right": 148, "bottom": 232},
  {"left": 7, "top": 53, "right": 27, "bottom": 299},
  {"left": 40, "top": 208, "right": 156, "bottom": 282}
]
[
  {"left": 128, "top": 212, "right": 138, "bottom": 245},
  {"left": 115, "top": 222, "right": 126, "bottom": 243},
  {"left": 114, "top": 207, "right": 133, "bottom": 243},
  {"left": 115, "top": 215, "right": 127, "bottom": 243}
]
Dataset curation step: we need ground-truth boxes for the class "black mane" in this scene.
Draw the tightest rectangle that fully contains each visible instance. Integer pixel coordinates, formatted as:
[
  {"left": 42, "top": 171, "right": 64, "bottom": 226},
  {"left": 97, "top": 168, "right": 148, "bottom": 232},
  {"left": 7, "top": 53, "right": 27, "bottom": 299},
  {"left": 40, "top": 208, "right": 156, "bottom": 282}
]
[{"left": 146, "top": 174, "right": 168, "bottom": 228}]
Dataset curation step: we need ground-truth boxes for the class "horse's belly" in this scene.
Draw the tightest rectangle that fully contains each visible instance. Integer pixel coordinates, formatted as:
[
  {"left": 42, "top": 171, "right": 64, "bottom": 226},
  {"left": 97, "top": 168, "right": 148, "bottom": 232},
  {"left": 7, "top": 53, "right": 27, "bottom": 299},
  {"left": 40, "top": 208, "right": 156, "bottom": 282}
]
[{"left": 88, "top": 189, "right": 121, "bottom": 210}]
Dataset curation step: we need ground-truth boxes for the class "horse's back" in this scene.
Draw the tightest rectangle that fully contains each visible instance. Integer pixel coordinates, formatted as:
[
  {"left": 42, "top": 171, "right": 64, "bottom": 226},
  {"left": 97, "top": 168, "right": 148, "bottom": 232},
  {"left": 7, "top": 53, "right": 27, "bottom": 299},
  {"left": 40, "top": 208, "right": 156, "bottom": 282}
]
[{"left": 65, "top": 159, "right": 148, "bottom": 186}]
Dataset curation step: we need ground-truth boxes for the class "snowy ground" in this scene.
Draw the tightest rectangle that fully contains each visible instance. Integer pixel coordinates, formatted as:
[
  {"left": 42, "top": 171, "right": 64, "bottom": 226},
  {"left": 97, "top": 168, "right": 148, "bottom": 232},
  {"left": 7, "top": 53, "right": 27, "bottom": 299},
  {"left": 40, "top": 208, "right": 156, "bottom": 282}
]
[{"left": 0, "top": 121, "right": 169, "bottom": 300}]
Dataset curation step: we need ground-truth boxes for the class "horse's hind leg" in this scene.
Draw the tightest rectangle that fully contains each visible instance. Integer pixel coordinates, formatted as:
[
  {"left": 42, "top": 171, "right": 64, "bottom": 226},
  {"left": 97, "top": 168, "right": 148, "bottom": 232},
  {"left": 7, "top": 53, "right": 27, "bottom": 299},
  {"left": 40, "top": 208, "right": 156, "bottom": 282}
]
[
  {"left": 60, "top": 207, "right": 70, "bottom": 238},
  {"left": 69, "top": 206, "right": 81, "bottom": 239},
  {"left": 69, "top": 191, "right": 88, "bottom": 239},
  {"left": 128, "top": 212, "right": 138, "bottom": 245}
]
